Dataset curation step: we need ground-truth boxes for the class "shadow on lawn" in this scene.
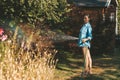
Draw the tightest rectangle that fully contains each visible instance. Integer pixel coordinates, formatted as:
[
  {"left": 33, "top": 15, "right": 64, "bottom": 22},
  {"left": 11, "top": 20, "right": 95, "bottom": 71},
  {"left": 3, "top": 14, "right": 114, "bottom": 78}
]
[
  {"left": 66, "top": 53, "right": 120, "bottom": 80},
  {"left": 56, "top": 49, "right": 83, "bottom": 72},
  {"left": 67, "top": 74, "right": 103, "bottom": 80},
  {"left": 67, "top": 69, "right": 120, "bottom": 80},
  {"left": 55, "top": 43, "right": 120, "bottom": 80}
]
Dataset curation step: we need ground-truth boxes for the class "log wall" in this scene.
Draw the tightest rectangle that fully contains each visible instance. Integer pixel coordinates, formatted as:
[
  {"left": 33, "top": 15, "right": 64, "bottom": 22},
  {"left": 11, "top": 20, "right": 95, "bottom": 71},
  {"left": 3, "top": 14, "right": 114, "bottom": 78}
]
[{"left": 63, "top": 5, "right": 116, "bottom": 54}]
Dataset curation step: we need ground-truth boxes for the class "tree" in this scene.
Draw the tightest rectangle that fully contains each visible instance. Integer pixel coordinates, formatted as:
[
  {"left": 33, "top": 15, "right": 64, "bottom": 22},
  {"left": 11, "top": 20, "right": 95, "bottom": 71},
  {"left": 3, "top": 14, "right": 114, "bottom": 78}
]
[
  {"left": 118, "top": 0, "right": 120, "bottom": 34},
  {"left": 0, "top": 0, "right": 70, "bottom": 26},
  {"left": 118, "top": 0, "right": 120, "bottom": 22}
]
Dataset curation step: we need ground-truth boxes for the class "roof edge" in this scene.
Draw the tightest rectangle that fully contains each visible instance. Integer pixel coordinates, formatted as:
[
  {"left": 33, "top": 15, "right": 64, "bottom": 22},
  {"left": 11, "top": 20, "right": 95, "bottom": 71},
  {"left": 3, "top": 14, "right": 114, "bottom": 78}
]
[
  {"left": 105, "top": 0, "right": 111, "bottom": 7},
  {"left": 67, "top": 0, "right": 119, "bottom": 7}
]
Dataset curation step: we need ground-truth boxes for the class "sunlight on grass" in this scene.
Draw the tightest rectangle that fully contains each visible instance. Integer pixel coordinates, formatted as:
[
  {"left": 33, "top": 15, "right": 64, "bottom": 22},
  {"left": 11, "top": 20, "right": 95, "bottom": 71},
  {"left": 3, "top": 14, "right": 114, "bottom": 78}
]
[
  {"left": 57, "top": 64, "right": 71, "bottom": 71},
  {"left": 96, "top": 57, "right": 112, "bottom": 61},
  {"left": 56, "top": 49, "right": 120, "bottom": 80},
  {"left": 67, "top": 58, "right": 83, "bottom": 62}
]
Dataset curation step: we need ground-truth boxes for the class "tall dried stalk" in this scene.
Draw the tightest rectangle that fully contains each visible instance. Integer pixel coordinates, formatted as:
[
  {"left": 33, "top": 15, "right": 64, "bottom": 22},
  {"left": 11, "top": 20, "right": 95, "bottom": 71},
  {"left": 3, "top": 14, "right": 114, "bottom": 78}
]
[{"left": 0, "top": 27, "right": 57, "bottom": 80}]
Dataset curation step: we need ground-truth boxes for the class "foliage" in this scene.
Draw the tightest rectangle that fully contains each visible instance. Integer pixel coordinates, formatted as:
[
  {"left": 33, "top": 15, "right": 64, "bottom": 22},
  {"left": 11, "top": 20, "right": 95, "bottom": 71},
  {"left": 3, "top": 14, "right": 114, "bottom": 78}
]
[
  {"left": 118, "top": 0, "right": 120, "bottom": 21},
  {"left": 0, "top": 0, "right": 70, "bottom": 25},
  {"left": 117, "top": 0, "right": 120, "bottom": 35},
  {"left": 118, "top": 0, "right": 120, "bottom": 24}
]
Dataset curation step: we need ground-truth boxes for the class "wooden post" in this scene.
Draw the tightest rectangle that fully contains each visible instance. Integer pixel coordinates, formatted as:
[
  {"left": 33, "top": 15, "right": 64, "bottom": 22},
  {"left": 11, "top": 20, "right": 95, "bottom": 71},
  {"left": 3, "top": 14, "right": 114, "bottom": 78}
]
[
  {"left": 115, "top": 7, "right": 118, "bottom": 35},
  {"left": 102, "top": 8, "right": 106, "bottom": 21}
]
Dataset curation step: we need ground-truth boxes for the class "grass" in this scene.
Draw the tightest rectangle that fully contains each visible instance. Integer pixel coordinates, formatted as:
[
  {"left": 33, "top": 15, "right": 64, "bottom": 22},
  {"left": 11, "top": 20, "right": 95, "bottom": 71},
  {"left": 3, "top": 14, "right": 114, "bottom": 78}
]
[
  {"left": 0, "top": 26, "right": 57, "bottom": 80},
  {"left": 1, "top": 25, "right": 120, "bottom": 80},
  {"left": 55, "top": 48, "right": 120, "bottom": 80}
]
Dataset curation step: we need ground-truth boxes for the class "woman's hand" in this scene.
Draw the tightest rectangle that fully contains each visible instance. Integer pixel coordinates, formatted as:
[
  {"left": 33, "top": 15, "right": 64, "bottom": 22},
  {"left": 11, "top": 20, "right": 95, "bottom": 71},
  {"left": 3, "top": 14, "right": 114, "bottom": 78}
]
[{"left": 82, "top": 38, "right": 89, "bottom": 43}]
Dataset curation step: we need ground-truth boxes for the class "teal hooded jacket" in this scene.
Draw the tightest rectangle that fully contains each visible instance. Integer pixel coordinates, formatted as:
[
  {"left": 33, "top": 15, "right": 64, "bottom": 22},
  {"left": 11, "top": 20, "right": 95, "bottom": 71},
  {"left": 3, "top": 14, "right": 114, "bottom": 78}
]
[{"left": 78, "top": 22, "right": 92, "bottom": 48}]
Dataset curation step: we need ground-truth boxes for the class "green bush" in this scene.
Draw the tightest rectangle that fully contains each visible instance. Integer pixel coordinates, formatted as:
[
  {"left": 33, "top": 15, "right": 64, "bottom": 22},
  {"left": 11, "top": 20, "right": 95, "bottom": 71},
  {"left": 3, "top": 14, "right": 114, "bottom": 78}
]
[{"left": 0, "top": 0, "right": 70, "bottom": 25}]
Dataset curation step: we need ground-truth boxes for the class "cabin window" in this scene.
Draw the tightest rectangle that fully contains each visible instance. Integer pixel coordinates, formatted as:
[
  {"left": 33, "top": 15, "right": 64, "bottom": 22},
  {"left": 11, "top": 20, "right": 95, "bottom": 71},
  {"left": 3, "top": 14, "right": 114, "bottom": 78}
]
[{"left": 109, "top": 12, "right": 115, "bottom": 22}]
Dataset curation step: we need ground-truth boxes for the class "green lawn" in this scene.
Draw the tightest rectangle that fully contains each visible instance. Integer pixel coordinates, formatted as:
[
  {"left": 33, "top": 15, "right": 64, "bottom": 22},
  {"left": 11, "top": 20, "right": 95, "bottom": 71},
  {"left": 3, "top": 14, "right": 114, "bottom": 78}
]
[{"left": 55, "top": 48, "right": 120, "bottom": 80}]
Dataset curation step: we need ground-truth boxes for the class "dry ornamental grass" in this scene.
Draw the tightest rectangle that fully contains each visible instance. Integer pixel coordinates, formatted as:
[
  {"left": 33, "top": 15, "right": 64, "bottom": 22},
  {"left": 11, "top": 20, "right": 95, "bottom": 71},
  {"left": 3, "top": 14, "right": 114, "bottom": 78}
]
[{"left": 0, "top": 26, "right": 57, "bottom": 80}]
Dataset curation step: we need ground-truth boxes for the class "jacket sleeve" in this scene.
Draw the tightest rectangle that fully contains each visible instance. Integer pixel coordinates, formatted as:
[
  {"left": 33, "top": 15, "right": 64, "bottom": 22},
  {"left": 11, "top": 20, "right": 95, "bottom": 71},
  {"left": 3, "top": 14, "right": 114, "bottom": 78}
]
[{"left": 87, "top": 26, "right": 92, "bottom": 40}]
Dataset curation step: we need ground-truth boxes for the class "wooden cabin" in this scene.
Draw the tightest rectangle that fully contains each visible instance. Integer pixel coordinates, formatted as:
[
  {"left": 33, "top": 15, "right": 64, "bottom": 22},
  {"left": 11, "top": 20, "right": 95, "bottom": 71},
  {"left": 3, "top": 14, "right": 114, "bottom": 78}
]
[{"left": 65, "top": 0, "right": 119, "bottom": 54}]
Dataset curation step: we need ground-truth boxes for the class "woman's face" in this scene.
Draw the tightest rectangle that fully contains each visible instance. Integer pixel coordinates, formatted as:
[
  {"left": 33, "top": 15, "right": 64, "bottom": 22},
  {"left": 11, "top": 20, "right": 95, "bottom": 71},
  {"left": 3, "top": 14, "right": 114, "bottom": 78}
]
[{"left": 84, "top": 16, "right": 90, "bottom": 23}]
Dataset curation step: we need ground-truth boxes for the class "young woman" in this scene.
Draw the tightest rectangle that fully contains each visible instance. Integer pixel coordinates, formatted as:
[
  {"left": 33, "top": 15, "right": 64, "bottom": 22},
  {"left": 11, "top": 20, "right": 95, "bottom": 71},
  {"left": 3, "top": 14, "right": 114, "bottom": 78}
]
[{"left": 78, "top": 15, "right": 92, "bottom": 77}]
